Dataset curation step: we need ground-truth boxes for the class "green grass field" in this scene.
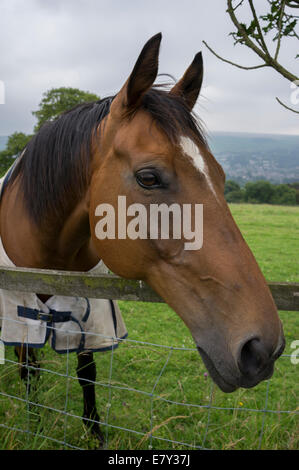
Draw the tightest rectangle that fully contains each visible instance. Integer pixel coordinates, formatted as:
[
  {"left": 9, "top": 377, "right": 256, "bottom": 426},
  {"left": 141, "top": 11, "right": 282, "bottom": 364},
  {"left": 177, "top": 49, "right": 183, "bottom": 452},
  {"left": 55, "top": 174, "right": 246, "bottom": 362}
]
[{"left": 0, "top": 204, "right": 298, "bottom": 450}]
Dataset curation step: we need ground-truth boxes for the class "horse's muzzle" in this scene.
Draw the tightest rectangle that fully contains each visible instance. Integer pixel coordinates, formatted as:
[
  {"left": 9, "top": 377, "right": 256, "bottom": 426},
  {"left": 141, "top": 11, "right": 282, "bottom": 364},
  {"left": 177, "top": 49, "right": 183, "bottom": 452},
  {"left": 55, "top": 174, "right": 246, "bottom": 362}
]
[
  {"left": 236, "top": 336, "right": 285, "bottom": 387},
  {"left": 197, "top": 334, "right": 285, "bottom": 392}
]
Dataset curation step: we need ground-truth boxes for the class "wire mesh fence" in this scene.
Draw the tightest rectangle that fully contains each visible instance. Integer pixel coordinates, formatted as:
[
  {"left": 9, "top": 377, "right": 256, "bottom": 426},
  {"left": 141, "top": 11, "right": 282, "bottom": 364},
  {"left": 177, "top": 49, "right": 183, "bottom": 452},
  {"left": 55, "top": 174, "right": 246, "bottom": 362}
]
[{"left": 0, "top": 315, "right": 298, "bottom": 450}]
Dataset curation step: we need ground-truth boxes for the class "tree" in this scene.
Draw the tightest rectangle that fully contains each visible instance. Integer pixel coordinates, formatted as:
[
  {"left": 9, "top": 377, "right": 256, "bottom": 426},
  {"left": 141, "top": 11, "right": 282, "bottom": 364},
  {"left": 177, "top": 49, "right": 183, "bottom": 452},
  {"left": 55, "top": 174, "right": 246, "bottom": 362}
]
[
  {"left": 203, "top": 0, "right": 299, "bottom": 113},
  {"left": 244, "top": 180, "right": 276, "bottom": 202},
  {"left": 288, "top": 182, "right": 299, "bottom": 203},
  {"left": 0, "top": 132, "right": 32, "bottom": 176},
  {"left": 223, "top": 179, "right": 297, "bottom": 205},
  {"left": 226, "top": 189, "right": 245, "bottom": 202},
  {"left": 0, "top": 152, "right": 14, "bottom": 176},
  {"left": 0, "top": 87, "right": 101, "bottom": 176},
  {"left": 3, "top": 132, "right": 32, "bottom": 157},
  {"left": 270, "top": 183, "right": 296, "bottom": 204},
  {"left": 32, "top": 87, "right": 100, "bottom": 131},
  {"left": 224, "top": 179, "right": 241, "bottom": 194}
]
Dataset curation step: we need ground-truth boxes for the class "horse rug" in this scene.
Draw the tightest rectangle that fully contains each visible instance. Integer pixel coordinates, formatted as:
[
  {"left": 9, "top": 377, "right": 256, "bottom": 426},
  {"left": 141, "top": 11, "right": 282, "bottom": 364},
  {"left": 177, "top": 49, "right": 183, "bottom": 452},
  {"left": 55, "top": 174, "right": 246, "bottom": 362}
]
[
  {"left": 0, "top": 236, "right": 128, "bottom": 353},
  {"left": 0, "top": 167, "right": 127, "bottom": 353}
]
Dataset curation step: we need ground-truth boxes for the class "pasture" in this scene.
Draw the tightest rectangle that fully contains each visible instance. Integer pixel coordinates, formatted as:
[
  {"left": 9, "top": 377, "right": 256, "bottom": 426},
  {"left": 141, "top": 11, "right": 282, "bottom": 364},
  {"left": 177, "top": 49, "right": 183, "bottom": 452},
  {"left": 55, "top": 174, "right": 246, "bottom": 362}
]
[{"left": 0, "top": 203, "right": 298, "bottom": 450}]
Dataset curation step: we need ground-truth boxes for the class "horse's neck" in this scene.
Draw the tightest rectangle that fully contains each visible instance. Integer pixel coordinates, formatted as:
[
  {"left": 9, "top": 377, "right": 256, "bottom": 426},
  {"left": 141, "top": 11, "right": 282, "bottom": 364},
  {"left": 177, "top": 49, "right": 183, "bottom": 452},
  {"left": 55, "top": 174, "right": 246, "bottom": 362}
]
[{"left": 0, "top": 179, "right": 99, "bottom": 271}]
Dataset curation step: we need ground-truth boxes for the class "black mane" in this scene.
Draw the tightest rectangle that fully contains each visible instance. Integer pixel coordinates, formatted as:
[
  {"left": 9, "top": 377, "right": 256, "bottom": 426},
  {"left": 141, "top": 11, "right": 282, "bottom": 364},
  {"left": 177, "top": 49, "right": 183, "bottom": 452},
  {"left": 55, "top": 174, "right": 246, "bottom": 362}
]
[{"left": 9, "top": 88, "right": 206, "bottom": 226}]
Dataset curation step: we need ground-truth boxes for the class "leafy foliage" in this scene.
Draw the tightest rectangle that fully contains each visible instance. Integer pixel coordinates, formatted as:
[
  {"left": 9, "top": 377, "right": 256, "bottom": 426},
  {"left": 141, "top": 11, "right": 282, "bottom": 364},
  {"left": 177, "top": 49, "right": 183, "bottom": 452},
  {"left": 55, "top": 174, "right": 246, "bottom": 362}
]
[
  {"left": 3, "top": 132, "right": 32, "bottom": 156},
  {"left": 260, "top": 0, "right": 298, "bottom": 42},
  {"left": 224, "top": 179, "right": 241, "bottom": 194},
  {"left": 0, "top": 132, "right": 32, "bottom": 175},
  {"left": 230, "top": 0, "right": 298, "bottom": 54},
  {"left": 224, "top": 179, "right": 297, "bottom": 205},
  {"left": 32, "top": 87, "right": 100, "bottom": 131},
  {"left": 0, "top": 87, "right": 100, "bottom": 176}
]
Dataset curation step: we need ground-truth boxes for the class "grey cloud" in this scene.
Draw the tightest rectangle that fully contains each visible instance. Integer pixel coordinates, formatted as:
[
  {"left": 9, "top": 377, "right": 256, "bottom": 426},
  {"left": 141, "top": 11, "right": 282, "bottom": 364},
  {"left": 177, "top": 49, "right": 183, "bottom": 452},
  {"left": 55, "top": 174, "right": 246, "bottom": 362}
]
[{"left": 0, "top": 0, "right": 298, "bottom": 136}]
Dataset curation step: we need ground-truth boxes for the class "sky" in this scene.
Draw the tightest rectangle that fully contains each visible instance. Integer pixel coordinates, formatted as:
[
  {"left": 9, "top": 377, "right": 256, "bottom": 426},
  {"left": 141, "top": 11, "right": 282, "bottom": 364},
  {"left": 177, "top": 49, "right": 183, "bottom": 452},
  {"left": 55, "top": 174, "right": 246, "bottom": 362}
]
[{"left": 0, "top": 0, "right": 298, "bottom": 137}]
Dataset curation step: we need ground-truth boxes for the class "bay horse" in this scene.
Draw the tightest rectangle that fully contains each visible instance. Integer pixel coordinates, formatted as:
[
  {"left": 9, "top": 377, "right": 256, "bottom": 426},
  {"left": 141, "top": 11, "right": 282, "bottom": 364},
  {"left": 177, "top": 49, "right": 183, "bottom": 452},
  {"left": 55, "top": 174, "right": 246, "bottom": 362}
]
[{"left": 0, "top": 33, "right": 285, "bottom": 445}]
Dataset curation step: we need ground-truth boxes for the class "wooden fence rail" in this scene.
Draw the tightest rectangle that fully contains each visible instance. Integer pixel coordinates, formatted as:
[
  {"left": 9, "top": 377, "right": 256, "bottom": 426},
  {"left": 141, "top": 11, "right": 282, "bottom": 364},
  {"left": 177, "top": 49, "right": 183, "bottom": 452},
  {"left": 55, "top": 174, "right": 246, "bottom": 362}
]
[
  {"left": 0, "top": 266, "right": 298, "bottom": 311},
  {"left": 0, "top": 266, "right": 297, "bottom": 311}
]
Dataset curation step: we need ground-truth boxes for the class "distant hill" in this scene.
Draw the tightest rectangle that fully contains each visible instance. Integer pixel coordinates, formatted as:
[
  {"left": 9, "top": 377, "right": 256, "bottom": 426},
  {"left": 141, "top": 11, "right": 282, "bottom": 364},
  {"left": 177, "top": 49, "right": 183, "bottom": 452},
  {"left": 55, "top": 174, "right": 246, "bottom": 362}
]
[
  {"left": 1, "top": 132, "right": 298, "bottom": 184},
  {"left": 0, "top": 136, "right": 8, "bottom": 151},
  {"left": 208, "top": 132, "right": 299, "bottom": 185}
]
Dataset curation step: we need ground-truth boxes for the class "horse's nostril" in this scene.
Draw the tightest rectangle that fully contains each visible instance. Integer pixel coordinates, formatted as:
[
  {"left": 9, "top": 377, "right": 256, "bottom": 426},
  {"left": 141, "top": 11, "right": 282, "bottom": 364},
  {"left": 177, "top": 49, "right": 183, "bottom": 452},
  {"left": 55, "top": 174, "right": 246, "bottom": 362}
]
[{"left": 238, "top": 338, "right": 270, "bottom": 377}]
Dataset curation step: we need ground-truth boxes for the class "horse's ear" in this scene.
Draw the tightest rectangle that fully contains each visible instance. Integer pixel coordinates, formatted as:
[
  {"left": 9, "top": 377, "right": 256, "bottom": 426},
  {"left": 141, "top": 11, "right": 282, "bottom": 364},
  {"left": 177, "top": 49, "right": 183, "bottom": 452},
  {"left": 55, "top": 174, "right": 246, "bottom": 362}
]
[
  {"left": 111, "top": 33, "right": 162, "bottom": 116},
  {"left": 170, "top": 52, "right": 203, "bottom": 110}
]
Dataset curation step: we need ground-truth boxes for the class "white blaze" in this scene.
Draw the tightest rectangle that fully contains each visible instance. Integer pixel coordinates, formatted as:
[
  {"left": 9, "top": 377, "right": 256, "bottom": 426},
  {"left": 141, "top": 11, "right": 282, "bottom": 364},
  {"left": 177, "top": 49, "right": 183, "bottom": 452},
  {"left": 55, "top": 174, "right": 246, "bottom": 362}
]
[{"left": 180, "top": 136, "right": 218, "bottom": 200}]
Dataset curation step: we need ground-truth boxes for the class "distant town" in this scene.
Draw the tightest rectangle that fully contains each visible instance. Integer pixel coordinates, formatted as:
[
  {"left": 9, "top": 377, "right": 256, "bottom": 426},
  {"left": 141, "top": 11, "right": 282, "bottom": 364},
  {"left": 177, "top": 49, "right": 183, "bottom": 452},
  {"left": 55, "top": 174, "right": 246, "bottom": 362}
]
[
  {"left": 1, "top": 131, "right": 298, "bottom": 185},
  {"left": 208, "top": 132, "right": 299, "bottom": 185}
]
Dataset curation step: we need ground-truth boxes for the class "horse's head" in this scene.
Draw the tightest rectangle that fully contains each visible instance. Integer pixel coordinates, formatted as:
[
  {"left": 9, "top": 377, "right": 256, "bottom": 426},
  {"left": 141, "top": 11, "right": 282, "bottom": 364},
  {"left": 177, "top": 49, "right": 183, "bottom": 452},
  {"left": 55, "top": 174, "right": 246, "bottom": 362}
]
[{"left": 89, "top": 34, "right": 285, "bottom": 392}]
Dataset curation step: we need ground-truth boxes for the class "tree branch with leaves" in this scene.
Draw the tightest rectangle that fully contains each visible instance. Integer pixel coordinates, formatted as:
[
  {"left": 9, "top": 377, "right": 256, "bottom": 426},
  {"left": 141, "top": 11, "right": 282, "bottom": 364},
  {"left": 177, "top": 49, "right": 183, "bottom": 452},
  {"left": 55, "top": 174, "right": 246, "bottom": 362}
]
[{"left": 203, "top": 0, "right": 299, "bottom": 113}]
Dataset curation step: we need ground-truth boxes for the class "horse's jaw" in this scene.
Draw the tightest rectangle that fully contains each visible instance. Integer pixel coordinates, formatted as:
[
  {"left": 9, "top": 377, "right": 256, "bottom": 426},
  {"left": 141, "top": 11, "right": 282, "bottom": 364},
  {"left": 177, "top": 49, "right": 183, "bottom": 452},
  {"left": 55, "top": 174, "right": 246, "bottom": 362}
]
[{"left": 196, "top": 346, "right": 239, "bottom": 393}]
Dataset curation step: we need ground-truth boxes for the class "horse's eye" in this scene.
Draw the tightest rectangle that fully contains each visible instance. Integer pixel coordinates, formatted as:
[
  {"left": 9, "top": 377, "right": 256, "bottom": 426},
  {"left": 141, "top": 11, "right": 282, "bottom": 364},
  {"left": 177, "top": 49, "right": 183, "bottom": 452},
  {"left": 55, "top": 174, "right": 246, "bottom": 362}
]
[{"left": 135, "top": 169, "right": 161, "bottom": 189}]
